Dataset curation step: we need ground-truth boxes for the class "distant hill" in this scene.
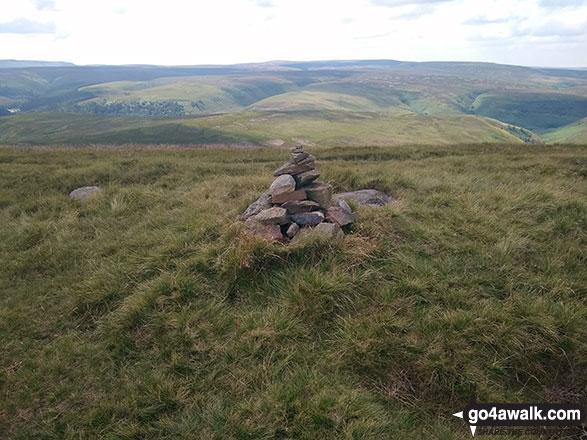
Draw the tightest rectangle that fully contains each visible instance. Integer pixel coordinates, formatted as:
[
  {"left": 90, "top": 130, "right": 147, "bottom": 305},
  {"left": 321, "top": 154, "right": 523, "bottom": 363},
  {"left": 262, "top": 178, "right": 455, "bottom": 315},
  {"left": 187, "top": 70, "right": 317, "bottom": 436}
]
[
  {"left": 1, "top": 59, "right": 586, "bottom": 145},
  {"left": 0, "top": 60, "right": 75, "bottom": 68}
]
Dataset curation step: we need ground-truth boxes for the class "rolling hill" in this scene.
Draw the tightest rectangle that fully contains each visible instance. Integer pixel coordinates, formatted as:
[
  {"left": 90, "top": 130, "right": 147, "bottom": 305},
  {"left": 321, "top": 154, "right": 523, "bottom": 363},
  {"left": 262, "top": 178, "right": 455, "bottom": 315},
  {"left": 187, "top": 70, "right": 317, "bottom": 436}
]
[{"left": 1, "top": 59, "right": 586, "bottom": 145}]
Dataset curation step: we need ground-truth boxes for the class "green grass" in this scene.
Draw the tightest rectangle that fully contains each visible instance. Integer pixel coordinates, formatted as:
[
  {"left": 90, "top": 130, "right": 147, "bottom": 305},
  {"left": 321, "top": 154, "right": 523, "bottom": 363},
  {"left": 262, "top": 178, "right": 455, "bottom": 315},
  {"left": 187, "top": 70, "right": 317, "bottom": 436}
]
[
  {"left": 79, "top": 75, "right": 300, "bottom": 115},
  {"left": 0, "top": 111, "right": 529, "bottom": 147},
  {"left": 472, "top": 91, "right": 587, "bottom": 132},
  {"left": 542, "top": 118, "right": 587, "bottom": 144},
  {"left": 3, "top": 60, "right": 587, "bottom": 142},
  {"left": 1, "top": 143, "right": 586, "bottom": 439}
]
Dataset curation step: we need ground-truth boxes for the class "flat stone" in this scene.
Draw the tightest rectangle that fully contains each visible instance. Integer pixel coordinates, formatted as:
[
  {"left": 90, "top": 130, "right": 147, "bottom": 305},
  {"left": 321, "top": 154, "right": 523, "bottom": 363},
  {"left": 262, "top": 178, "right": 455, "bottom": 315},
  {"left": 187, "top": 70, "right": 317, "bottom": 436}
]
[
  {"left": 253, "top": 207, "right": 289, "bottom": 225},
  {"left": 294, "top": 170, "right": 320, "bottom": 188},
  {"left": 269, "top": 174, "right": 295, "bottom": 197},
  {"left": 271, "top": 189, "right": 307, "bottom": 204},
  {"left": 334, "top": 189, "right": 395, "bottom": 207},
  {"left": 337, "top": 199, "right": 352, "bottom": 214},
  {"left": 291, "top": 146, "right": 309, "bottom": 163},
  {"left": 273, "top": 154, "right": 316, "bottom": 177},
  {"left": 244, "top": 219, "right": 283, "bottom": 241},
  {"left": 314, "top": 223, "right": 344, "bottom": 242},
  {"left": 291, "top": 211, "right": 325, "bottom": 227},
  {"left": 305, "top": 182, "right": 333, "bottom": 208},
  {"left": 69, "top": 186, "right": 100, "bottom": 200},
  {"left": 282, "top": 200, "right": 320, "bottom": 214},
  {"left": 293, "top": 222, "right": 344, "bottom": 244},
  {"left": 286, "top": 223, "right": 300, "bottom": 238},
  {"left": 238, "top": 192, "right": 272, "bottom": 220},
  {"left": 326, "top": 205, "right": 355, "bottom": 226}
]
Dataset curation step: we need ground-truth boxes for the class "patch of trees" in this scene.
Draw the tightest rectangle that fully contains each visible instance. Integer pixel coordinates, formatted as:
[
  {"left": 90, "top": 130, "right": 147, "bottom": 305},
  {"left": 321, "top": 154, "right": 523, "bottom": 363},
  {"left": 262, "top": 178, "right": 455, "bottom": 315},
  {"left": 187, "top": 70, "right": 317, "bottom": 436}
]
[{"left": 76, "top": 100, "right": 185, "bottom": 117}]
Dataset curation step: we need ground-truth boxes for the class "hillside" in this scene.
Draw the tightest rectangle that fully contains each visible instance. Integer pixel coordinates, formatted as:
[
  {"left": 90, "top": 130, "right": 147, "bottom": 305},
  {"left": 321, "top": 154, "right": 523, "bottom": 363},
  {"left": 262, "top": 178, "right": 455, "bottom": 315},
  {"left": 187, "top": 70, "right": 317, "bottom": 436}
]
[
  {"left": 1, "top": 59, "right": 586, "bottom": 145},
  {"left": 0, "top": 112, "right": 530, "bottom": 146},
  {"left": 1, "top": 144, "right": 585, "bottom": 439}
]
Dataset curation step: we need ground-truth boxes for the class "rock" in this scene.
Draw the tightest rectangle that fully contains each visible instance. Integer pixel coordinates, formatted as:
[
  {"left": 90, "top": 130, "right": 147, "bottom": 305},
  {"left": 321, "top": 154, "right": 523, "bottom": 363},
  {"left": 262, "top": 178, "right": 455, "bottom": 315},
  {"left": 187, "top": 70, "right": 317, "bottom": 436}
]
[
  {"left": 337, "top": 199, "right": 352, "bottom": 214},
  {"left": 314, "top": 222, "right": 344, "bottom": 242},
  {"left": 69, "top": 186, "right": 100, "bottom": 200},
  {"left": 253, "top": 207, "right": 289, "bottom": 225},
  {"left": 334, "top": 189, "right": 395, "bottom": 207},
  {"left": 291, "top": 146, "right": 309, "bottom": 163},
  {"left": 305, "top": 182, "right": 333, "bottom": 208},
  {"left": 282, "top": 200, "right": 320, "bottom": 214},
  {"left": 294, "top": 170, "right": 320, "bottom": 188},
  {"left": 291, "top": 211, "right": 325, "bottom": 227},
  {"left": 244, "top": 219, "right": 283, "bottom": 241},
  {"left": 271, "top": 189, "right": 307, "bottom": 204},
  {"left": 286, "top": 223, "right": 300, "bottom": 238},
  {"left": 293, "top": 222, "right": 344, "bottom": 244},
  {"left": 269, "top": 174, "right": 295, "bottom": 197},
  {"left": 326, "top": 205, "right": 355, "bottom": 227},
  {"left": 273, "top": 155, "right": 316, "bottom": 177},
  {"left": 238, "top": 192, "right": 272, "bottom": 220}
]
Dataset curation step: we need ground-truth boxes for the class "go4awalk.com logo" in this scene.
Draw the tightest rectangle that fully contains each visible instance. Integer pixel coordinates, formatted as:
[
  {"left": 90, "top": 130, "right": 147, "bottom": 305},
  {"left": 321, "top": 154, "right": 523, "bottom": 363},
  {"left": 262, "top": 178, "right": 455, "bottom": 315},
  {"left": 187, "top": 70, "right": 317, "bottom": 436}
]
[{"left": 452, "top": 387, "right": 585, "bottom": 437}]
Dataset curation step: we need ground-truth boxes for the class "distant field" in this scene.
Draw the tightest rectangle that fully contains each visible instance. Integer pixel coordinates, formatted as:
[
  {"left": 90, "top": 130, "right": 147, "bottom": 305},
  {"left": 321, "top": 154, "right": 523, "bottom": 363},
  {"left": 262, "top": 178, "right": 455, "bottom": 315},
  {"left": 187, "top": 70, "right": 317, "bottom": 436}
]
[
  {"left": 0, "top": 111, "right": 530, "bottom": 147},
  {"left": 1, "top": 144, "right": 586, "bottom": 439},
  {"left": 1, "top": 59, "right": 586, "bottom": 145}
]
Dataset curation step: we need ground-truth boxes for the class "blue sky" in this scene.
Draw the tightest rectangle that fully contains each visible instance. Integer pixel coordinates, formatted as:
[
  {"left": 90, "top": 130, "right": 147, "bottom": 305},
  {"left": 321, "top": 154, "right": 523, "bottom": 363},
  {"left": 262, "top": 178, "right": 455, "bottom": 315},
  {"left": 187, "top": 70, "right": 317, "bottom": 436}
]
[{"left": 1, "top": 0, "right": 586, "bottom": 67}]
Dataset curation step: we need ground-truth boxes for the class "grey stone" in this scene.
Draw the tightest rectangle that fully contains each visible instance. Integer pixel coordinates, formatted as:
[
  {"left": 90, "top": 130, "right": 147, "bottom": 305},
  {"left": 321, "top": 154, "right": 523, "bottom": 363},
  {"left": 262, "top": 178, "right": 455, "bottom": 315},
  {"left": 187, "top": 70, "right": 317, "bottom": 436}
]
[
  {"left": 294, "top": 170, "right": 320, "bottom": 188},
  {"left": 244, "top": 219, "right": 283, "bottom": 241},
  {"left": 271, "top": 189, "right": 306, "bottom": 204},
  {"left": 69, "top": 186, "right": 100, "bottom": 200},
  {"left": 291, "top": 211, "right": 325, "bottom": 227},
  {"left": 238, "top": 192, "right": 271, "bottom": 220},
  {"left": 305, "top": 182, "right": 333, "bottom": 208},
  {"left": 286, "top": 223, "right": 300, "bottom": 238},
  {"left": 269, "top": 174, "right": 296, "bottom": 197},
  {"left": 273, "top": 155, "right": 316, "bottom": 177},
  {"left": 282, "top": 200, "right": 320, "bottom": 214},
  {"left": 314, "top": 223, "right": 344, "bottom": 242},
  {"left": 293, "top": 222, "right": 344, "bottom": 244},
  {"left": 253, "top": 207, "right": 289, "bottom": 225},
  {"left": 334, "top": 189, "right": 395, "bottom": 207},
  {"left": 291, "top": 146, "right": 309, "bottom": 163},
  {"left": 326, "top": 205, "right": 355, "bottom": 227},
  {"left": 337, "top": 199, "right": 352, "bottom": 214}
]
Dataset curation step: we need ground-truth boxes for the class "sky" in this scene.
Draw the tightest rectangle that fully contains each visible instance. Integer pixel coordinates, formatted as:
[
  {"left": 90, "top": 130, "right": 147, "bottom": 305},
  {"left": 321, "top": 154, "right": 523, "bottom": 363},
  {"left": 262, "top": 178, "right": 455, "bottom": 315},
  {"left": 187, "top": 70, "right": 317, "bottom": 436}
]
[{"left": 0, "top": 0, "right": 586, "bottom": 67}]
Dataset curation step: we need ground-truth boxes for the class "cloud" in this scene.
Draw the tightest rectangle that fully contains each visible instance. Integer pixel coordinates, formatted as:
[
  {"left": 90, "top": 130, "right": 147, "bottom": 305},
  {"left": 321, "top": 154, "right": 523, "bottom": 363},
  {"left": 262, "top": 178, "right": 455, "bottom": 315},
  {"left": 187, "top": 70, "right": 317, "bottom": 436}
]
[
  {"left": 0, "top": 18, "right": 56, "bottom": 34},
  {"left": 255, "top": 0, "right": 275, "bottom": 7},
  {"left": 464, "top": 15, "right": 512, "bottom": 25},
  {"left": 371, "top": 0, "right": 452, "bottom": 6},
  {"left": 512, "top": 19, "right": 587, "bottom": 37},
  {"left": 31, "top": 0, "right": 56, "bottom": 11},
  {"left": 538, "top": 0, "right": 587, "bottom": 8},
  {"left": 392, "top": 5, "right": 436, "bottom": 20}
]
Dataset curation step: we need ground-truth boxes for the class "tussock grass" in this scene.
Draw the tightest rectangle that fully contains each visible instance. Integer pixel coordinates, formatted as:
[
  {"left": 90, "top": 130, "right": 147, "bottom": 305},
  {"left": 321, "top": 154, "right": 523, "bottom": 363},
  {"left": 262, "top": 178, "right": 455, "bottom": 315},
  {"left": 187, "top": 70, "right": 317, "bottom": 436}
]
[{"left": 1, "top": 144, "right": 586, "bottom": 439}]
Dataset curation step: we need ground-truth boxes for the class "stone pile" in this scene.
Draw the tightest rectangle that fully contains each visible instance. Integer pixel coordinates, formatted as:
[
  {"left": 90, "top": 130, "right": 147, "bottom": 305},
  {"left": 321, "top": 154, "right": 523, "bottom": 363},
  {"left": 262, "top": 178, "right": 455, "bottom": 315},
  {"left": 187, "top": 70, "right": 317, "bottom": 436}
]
[{"left": 238, "top": 146, "right": 355, "bottom": 242}]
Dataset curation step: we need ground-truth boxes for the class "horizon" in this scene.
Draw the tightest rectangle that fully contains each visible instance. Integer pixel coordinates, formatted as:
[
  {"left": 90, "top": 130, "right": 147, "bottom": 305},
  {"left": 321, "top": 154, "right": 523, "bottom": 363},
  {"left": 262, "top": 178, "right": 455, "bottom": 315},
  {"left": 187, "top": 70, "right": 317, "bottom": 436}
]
[
  {"left": 2, "top": 57, "right": 587, "bottom": 70},
  {"left": 2, "top": 0, "right": 587, "bottom": 68}
]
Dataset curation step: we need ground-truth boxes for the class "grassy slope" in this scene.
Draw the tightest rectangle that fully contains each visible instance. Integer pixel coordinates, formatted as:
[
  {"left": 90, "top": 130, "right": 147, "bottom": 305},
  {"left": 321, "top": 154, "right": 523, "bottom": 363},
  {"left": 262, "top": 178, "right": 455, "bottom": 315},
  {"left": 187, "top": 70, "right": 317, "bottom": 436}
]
[
  {"left": 0, "top": 111, "right": 527, "bottom": 147},
  {"left": 542, "top": 118, "right": 587, "bottom": 144},
  {"left": 472, "top": 91, "right": 587, "bottom": 133},
  {"left": 79, "top": 75, "right": 302, "bottom": 115},
  {"left": 1, "top": 144, "right": 586, "bottom": 439}
]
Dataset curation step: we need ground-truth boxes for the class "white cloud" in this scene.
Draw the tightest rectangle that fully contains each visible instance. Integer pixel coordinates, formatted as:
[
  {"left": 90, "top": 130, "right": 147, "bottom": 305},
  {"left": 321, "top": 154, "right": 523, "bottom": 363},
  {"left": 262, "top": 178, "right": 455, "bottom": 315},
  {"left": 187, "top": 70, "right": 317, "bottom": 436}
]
[
  {"left": 0, "top": 18, "right": 55, "bottom": 34},
  {"left": 371, "top": 0, "right": 452, "bottom": 6},
  {"left": 0, "top": 0, "right": 584, "bottom": 67},
  {"left": 538, "top": 0, "right": 587, "bottom": 8},
  {"left": 32, "top": 0, "right": 56, "bottom": 11}
]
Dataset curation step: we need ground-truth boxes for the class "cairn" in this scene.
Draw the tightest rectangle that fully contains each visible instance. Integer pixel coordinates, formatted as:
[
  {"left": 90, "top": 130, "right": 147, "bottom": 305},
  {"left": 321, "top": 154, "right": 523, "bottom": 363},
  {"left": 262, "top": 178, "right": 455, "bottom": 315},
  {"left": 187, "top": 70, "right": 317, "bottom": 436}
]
[{"left": 238, "top": 146, "right": 355, "bottom": 242}]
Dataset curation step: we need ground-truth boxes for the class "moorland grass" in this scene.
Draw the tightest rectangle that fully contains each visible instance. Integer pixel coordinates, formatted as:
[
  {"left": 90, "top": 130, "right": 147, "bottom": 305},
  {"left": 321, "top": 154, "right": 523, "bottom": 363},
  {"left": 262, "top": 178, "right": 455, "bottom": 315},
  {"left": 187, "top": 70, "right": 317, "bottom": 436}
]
[{"left": 0, "top": 144, "right": 586, "bottom": 439}]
